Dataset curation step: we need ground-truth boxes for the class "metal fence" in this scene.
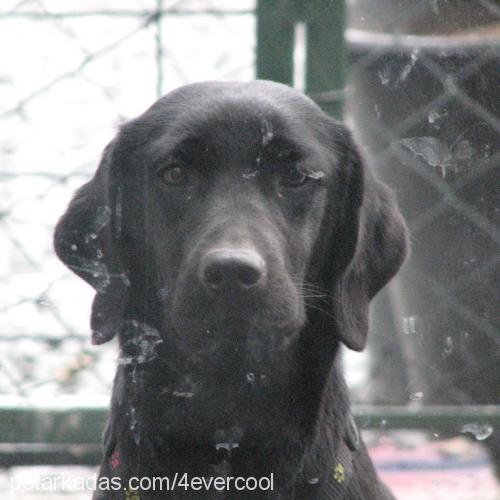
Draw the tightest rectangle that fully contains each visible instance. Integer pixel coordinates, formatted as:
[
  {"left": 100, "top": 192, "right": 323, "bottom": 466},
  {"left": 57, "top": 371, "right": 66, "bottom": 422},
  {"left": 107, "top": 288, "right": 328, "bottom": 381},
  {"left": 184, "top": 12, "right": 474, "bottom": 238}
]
[
  {"left": 0, "top": 0, "right": 255, "bottom": 401},
  {"left": 344, "top": 0, "right": 500, "bottom": 474},
  {"left": 348, "top": 31, "right": 500, "bottom": 407},
  {"left": 0, "top": 0, "right": 499, "bottom": 469},
  {"left": 0, "top": 0, "right": 255, "bottom": 464}
]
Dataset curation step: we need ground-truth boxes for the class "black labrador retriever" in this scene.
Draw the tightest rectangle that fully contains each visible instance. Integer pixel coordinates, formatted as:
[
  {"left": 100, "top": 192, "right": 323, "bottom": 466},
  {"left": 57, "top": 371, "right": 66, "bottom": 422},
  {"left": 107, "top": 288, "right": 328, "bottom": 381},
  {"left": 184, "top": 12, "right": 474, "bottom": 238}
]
[{"left": 54, "top": 81, "right": 407, "bottom": 499}]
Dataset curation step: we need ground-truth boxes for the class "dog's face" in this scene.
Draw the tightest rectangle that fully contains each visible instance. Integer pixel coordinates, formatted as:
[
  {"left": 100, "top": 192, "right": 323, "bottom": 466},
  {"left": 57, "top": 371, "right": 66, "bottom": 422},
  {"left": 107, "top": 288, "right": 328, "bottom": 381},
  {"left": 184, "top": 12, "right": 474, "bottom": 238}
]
[
  {"left": 55, "top": 81, "right": 407, "bottom": 373},
  {"left": 147, "top": 112, "right": 323, "bottom": 340},
  {"left": 127, "top": 86, "right": 342, "bottom": 351}
]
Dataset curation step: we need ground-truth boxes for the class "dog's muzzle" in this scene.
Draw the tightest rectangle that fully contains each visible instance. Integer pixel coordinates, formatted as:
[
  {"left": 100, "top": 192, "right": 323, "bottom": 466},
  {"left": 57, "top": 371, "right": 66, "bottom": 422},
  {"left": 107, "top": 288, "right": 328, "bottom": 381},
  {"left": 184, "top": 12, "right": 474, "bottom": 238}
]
[{"left": 198, "top": 247, "right": 268, "bottom": 293}]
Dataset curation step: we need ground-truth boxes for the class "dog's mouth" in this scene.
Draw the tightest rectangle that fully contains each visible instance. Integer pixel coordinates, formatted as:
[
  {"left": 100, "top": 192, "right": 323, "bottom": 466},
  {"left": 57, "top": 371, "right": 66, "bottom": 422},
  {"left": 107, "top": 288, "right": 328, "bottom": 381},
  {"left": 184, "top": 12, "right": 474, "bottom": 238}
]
[
  {"left": 166, "top": 277, "right": 305, "bottom": 353},
  {"left": 165, "top": 315, "right": 299, "bottom": 387},
  {"left": 160, "top": 243, "right": 307, "bottom": 360},
  {"left": 169, "top": 303, "right": 302, "bottom": 343}
]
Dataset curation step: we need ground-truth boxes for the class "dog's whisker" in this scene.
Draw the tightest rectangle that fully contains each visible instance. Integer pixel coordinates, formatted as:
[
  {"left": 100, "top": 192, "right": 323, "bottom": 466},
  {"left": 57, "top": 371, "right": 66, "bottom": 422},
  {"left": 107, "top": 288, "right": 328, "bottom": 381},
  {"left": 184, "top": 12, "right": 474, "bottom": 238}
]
[{"left": 305, "top": 303, "right": 339, "bottom": 323}]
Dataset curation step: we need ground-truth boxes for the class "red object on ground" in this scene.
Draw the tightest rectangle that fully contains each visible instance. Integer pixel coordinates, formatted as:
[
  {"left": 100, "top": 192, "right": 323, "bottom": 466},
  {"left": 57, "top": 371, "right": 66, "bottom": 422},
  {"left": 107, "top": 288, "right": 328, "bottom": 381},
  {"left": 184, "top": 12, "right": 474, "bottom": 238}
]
[{"left": 369, "top": 434, "right": 500, "bottom": 500}]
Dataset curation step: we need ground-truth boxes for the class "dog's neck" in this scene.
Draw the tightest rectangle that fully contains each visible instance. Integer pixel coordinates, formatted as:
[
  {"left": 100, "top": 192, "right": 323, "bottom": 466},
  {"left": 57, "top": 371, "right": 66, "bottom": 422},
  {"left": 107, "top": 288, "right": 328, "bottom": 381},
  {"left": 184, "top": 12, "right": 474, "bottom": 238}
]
[{"left": 107, "top": 318, "right": 352, "bottom": 489}]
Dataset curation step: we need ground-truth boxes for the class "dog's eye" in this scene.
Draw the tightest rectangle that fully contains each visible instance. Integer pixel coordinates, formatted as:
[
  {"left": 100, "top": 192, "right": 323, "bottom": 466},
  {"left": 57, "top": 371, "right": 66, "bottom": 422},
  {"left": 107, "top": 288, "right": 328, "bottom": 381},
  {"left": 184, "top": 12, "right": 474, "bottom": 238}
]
[
  {"left": 157, "top": 165, "right": 189, "bottom": 186},
  {"left": 280, "top": 167, "right": 309, "bottom": 188}
]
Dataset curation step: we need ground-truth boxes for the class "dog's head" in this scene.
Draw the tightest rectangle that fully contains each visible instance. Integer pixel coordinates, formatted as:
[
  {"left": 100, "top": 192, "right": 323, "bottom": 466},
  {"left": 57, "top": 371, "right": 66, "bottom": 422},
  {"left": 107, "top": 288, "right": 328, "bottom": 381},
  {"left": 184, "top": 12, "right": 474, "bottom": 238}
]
[{"left": 55, "top": 81, "right": 407, "bottom": 368}]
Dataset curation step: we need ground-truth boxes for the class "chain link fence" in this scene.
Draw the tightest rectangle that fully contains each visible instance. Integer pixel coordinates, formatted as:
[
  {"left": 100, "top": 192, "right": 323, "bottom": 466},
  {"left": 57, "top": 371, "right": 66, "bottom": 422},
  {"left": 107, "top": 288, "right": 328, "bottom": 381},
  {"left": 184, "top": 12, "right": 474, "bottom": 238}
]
[
  {"left": 0, "top": 0, "right": 499, "bottom": 482},
  {"left": 345, "top": 0, "right": 500, "bottom": 475},
  {"left": 0, "top": 0, "right": 255, "bottom": 400},
  {"left": 346, "top": 0, "right": 500, "bottom": 398}
]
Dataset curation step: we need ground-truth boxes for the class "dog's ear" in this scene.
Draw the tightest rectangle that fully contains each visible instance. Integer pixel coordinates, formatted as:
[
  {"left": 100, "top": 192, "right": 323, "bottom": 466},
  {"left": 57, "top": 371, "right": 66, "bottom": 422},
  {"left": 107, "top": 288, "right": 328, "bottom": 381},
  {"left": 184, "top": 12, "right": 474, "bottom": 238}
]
[
  {"left": 54, "top": 140, "right": 129, "bottom": 345},
  {"left": 329, "top": 127, "right": 408, "bottom": 351}
]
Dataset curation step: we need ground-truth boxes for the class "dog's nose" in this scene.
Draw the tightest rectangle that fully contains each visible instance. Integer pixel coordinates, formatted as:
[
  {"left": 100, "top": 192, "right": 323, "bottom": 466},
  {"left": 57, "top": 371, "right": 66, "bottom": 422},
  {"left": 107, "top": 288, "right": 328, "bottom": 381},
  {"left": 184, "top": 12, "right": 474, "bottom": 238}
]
[{"left": 199, "top": 248, "right": 267, "bottom": 290}]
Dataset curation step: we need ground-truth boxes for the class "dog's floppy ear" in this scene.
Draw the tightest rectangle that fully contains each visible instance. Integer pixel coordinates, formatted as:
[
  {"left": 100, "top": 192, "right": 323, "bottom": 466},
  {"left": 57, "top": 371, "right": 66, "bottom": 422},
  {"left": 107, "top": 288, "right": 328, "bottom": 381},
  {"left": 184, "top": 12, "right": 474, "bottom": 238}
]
[
  {"left": 54, "top": 140, "right": 129, "bottom": 345},
  {"left": 330, "top": 128, "right": 408, "bottom": 351}
]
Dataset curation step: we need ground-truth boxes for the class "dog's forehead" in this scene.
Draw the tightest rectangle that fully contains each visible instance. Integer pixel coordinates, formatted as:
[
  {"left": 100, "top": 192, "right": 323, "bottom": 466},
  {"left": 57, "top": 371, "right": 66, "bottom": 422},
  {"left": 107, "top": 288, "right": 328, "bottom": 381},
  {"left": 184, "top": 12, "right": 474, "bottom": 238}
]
[
  {"left": 159, "top": 80, "right": 322, "bottom": 119},
  {"left": 117, "top": 81, "right": 338, "bottom": 173},
  {"left": 179, "top": 99, "right": 289, "bottom": 147},
  {"left": 173, "top": 97, "right": 313, "bottom": 152},
  {"left": 142, "top": 83, "right": 325, "bottom": 151}
]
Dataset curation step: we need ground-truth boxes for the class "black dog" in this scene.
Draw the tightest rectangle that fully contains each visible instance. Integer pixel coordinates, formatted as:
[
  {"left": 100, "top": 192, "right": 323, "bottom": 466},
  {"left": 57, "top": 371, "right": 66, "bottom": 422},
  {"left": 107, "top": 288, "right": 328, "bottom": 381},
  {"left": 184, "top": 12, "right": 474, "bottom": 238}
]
[{"left": 55, "top": 81, "right": 407, "bottom": 499}]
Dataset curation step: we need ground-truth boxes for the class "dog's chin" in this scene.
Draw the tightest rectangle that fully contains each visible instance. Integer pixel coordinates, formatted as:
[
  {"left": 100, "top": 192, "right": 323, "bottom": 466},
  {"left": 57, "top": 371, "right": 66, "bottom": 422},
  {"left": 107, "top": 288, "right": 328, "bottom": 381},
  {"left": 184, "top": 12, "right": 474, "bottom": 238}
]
[
  {"left": 168, "top": 304, "right": 305, "bottom": 357},
  {"left": 166, "top": 313, "right": 301, "bottom": 385}
]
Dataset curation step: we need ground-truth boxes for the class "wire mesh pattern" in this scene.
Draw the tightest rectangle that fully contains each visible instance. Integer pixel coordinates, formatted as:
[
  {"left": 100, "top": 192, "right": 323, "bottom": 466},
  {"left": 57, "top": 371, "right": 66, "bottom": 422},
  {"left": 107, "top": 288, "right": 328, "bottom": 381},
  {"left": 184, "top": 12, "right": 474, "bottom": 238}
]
[
  {"left": 0, "top": 0, "right": 255, "bottom": 398},
  {"left": 0, "top": 0, "right": 498, "bottom": 422},
  {"left": 344, "top": 0, "right": 500, "bottom": 440}
]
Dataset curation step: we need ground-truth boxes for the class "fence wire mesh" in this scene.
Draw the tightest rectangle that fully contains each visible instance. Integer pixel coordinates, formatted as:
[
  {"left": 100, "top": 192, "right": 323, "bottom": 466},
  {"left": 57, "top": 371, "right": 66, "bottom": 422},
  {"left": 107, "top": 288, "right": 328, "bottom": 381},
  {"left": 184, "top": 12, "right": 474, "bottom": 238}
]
[
  {"left": 0, "top": 0, "right": 498, "bottom": 437},
  {"left": 346, "top": 1, "right": 500, "bottom": 410},
  {"left": 0, "top": 0, "right": 255, "bottom": 398}
]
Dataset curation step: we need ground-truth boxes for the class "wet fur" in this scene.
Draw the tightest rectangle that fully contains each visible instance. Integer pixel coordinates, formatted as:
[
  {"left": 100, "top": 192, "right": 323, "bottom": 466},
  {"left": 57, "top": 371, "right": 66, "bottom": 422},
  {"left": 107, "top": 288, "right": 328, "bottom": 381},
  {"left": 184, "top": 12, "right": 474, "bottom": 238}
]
[{"left": 55, "top": 81, "right": 407, "bottom": 499}]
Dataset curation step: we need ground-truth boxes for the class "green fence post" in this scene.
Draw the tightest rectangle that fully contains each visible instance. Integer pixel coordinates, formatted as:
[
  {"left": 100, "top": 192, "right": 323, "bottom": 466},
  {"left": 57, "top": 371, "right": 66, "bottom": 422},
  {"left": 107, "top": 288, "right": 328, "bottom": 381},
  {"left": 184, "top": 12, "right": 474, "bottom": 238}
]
[
  {"left": 256, "top": 0, "right": 296, "bottom": 85},
  {"left": 305, "top": 0, "right": 346, "bottom": 118},
  {"left": 256, "top": 0, "right": 346, "bottom": 118}
]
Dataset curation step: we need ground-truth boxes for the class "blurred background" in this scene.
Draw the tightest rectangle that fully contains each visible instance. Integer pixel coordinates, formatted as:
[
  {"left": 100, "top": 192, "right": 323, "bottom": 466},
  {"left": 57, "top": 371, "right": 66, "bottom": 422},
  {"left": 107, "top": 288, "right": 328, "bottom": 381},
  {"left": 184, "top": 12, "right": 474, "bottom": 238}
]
[{"left": 0, "top": 0, "right": 499, "bottom": 498}]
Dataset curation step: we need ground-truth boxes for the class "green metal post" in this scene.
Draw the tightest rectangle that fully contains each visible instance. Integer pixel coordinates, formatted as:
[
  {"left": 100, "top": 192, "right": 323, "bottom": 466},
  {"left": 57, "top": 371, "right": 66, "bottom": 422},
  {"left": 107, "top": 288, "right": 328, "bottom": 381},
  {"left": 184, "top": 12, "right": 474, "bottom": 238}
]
[
  {"left": 256, "top": 0, "right": 296, "bottom": 86},
  {"left": 256, "top": 0, "right": 346, "bottom": 119},
  {"left": 305, "top": 0, "right": 346, "bottom": 118}
]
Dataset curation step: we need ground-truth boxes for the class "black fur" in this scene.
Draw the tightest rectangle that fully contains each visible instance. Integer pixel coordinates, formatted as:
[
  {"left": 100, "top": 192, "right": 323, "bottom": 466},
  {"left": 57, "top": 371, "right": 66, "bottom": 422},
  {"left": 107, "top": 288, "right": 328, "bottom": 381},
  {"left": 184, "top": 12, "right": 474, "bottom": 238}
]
[{"left": 54, "top": 81, "right": 407, "bottom": 499}]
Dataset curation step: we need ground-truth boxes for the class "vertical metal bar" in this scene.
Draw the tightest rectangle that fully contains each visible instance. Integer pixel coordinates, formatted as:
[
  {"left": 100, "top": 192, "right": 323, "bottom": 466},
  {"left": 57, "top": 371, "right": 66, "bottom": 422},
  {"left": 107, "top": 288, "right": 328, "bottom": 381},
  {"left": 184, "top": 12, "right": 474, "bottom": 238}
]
[
  {"left": 256, "top": 0, "right": 346, "bottom": 117},
  {"left": 305, "top": 0, "right": 346, "bottom": 118},
  {"left": 256, "top": 0, "right": 295, "bottom": 85},
  {"left": 155, "top": 0, "right": 164, "bottom": 98}
]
